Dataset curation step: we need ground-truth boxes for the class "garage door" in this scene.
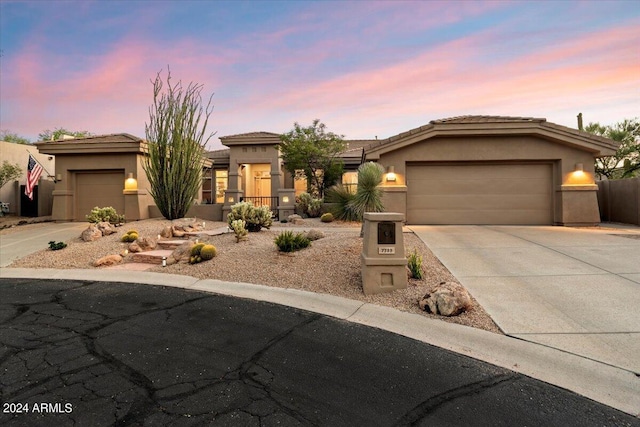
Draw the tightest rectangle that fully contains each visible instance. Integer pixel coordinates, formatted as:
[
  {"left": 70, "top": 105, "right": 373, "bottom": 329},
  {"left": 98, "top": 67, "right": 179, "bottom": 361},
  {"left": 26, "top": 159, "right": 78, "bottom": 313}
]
[
  {"left": 406, "top": 163, "right": 552, "bottom": 225},
  {"left": 75, "top": 171, "right": 125, "bottom": 221}
]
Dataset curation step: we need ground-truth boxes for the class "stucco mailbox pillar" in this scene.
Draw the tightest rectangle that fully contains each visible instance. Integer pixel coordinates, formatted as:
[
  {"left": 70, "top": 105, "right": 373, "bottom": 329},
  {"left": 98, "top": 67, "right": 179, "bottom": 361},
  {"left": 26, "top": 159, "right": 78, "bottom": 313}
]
[{"left": 361, "top": 212, "right": 407, "bottom": 295}]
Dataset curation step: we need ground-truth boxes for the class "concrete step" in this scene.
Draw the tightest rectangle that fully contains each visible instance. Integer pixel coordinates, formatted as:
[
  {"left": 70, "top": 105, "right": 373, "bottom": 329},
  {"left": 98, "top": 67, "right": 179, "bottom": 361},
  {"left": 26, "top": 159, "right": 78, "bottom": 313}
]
[
  {"left": 157, "top": 240, "right": 187, "bottom": 250},
  {"left": 132, "top": 249, "right": 174, "bottom": 264}
]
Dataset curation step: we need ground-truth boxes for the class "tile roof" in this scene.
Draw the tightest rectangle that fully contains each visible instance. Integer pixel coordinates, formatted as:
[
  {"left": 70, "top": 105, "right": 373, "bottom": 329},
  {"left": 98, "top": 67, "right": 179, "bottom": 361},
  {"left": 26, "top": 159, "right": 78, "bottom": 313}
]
[
  {"left": 38, "top": 133, "right": 143, "bottom": 144},
  {"left": 430, "top": 115, "right": 546, "bottom": 124},
  {"left": 219, "top": 131, "right": 280, "bottom": 139}
]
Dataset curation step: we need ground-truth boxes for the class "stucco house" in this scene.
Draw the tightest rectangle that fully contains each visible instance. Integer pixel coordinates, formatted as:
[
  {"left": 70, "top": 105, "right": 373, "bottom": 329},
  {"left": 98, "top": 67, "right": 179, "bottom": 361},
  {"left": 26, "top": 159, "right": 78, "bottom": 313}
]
[{"left": 33, "top": 115, "right": 617, "bottom": 226}]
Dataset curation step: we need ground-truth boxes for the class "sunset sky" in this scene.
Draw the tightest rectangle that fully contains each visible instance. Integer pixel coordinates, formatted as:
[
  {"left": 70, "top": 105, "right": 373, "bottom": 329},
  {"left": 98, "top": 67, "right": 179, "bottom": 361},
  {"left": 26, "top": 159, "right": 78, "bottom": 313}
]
[{"left": 1, "top": 0, "right": 638, "bottom": 150}]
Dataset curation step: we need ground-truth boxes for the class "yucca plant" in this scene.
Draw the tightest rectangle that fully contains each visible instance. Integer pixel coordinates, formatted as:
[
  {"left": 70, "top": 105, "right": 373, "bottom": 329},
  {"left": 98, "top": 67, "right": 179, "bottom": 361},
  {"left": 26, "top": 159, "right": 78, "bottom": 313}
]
[
  {"left": 143, "top": 67, "right": 214, "bottom": 220},
  {"left": 324, "top": 184, "right": 358, "bottom": 221}
]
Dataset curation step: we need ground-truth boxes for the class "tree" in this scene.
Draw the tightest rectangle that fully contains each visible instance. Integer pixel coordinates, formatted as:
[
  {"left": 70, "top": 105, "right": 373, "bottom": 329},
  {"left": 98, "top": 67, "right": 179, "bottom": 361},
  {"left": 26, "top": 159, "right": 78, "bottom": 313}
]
[
  {"left": 38, "top": 128, "right": 93, "bottom": 141},
  {"left": 0, "top": 161, "right": 22, "bottom": 191},
  {"left": 0, "top": 130, "right": 31, "bottom": 144},
  {"left": 279, "top": 120, "right": 347, "bottom": 198},
  {"left": 143, "top": 68, "right": 214, "bottom": 220},
  {"left": 585, "top": 118, "right": 640, "bottom": 179}
]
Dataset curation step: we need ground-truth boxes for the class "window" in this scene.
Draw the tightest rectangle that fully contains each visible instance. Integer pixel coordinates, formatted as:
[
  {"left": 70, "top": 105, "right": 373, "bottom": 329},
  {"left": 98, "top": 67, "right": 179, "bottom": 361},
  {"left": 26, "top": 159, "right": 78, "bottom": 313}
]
[
  {"left": 215, "top": 170, "right": 228, "bottom": 203},
  {"left": 342, "top": 172, "right": 358, "bottom": 194}
]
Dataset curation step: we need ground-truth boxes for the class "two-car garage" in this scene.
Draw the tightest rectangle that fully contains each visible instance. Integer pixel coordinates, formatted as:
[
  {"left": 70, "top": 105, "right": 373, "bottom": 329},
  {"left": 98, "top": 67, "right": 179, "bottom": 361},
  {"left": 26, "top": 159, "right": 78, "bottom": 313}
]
[
  {"left": 406, "top": 163, "right": 553, "bottom": 225},
  {"left": 365, "top": 116, "right": 618, "bottom": 226}
]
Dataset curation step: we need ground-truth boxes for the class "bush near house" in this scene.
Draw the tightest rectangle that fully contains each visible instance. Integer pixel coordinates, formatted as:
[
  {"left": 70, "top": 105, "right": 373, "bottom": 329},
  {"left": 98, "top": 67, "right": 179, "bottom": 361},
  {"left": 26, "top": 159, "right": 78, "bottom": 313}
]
[
  {"left": 296, "top": 192, "right": 323, "bottom": 218},
  {"left": 274, "top": 230, "right": 311, "bottom": 252},
  {"left": 86, "top": 206, "right": 125, "bottom": 224},
  {"left": 227, "top": 201, "right": 273, "bottom": 232},
  {"left": 230, "top": 219, "right": 248, "bottom": 242}
]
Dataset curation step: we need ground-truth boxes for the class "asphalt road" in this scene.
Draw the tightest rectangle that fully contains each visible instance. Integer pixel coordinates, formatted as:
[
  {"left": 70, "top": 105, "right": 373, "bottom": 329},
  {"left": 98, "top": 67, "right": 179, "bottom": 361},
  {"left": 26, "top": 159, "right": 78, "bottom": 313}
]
[{"left": 0, "top": 278, "right": 637, "bottom": 427}]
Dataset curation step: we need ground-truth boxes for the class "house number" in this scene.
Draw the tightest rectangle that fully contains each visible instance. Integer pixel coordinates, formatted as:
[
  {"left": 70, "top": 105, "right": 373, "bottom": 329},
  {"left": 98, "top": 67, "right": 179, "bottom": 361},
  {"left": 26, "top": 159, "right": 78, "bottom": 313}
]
[{"left": 379, "top": 247, "right": 395, "bottom": 255}]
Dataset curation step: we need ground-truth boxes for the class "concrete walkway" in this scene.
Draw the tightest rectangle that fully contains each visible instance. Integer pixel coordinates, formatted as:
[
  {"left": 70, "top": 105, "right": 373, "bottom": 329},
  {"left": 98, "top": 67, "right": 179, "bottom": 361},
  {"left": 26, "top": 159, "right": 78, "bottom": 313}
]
[
  {"left": 0, "top": 222, "right": 87, "bottom": 267},
  {"left": 409, "top": 225, "right": 640, "bottom": 376}
]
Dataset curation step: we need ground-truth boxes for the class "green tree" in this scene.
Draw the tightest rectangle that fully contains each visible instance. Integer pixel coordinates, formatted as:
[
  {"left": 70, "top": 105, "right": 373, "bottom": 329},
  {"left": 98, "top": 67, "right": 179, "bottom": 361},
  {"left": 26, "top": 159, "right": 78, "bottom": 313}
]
[
  {"left": 0, "top": 160, "right": 22, "bottom": 191},
  {"left": 0, "top": 130, "right": 31, "bottom": 144},
  {"left": 585, "top": 118, "right": 640, "bottom": 179},
  {"left": 143, "top": 68, "right": 214, "bottom": 220},
  {"left": 279, "top": 120, "right": 346, "bottom": 198},
  {"left": 38, "top": 128, "right": 93, "bottom": 141}
]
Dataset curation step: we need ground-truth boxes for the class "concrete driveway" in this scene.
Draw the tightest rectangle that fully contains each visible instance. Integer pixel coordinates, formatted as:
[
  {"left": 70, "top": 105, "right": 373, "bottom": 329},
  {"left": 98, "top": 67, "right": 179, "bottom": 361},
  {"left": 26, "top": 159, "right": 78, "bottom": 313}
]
[{"left": 410, "top": 225, "right": 640, "bottom": 375}]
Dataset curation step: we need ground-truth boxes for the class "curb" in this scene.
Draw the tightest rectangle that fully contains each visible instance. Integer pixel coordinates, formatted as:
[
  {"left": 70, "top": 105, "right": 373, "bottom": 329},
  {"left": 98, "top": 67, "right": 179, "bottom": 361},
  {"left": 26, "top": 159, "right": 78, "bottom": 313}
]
[{"left": 0, "top": 267, "right": 638, "bottom": 417}]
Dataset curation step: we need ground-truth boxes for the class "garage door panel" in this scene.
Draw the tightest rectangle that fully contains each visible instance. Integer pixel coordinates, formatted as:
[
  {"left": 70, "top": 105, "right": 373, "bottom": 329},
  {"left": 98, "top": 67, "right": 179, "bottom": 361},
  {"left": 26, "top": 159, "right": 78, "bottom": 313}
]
[
  {"left": 406, "top": 163, "right": 552, "bottom": 225},
  {"left": 76, "top": 171, "right": 125, "bottom": 221}
]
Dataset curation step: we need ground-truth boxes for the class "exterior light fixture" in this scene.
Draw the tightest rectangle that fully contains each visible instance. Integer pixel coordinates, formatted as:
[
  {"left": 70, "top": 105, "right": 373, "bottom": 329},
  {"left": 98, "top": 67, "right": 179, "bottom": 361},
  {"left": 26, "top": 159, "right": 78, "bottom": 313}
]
[
  {"left": 124, "top": 172, "right": 138, "bottom": 190},
  {"left": 55, "top": 174, "right": 62, "bottom": 182},
  {"left": 575, "top": 163, "right": 584, "bottom": 172},
  {"left": 282, "top": 196, "right": 290, "bottom": 203},
  {"left": 386, "top": 166, "right": 397, "bottom": 182},
  {"left": 228, "top": 196, "right": 235, "bottom": 203}
]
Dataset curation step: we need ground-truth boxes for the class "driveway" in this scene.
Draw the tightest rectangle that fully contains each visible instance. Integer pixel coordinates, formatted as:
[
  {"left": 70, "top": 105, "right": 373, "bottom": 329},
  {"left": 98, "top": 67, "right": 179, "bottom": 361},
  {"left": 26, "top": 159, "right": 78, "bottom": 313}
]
[
  {"left": 410, "top": 225, "right": 640, "bottom": 375},
  {"left": 0, "top": 222, "right": 87, "bottom": 267}
]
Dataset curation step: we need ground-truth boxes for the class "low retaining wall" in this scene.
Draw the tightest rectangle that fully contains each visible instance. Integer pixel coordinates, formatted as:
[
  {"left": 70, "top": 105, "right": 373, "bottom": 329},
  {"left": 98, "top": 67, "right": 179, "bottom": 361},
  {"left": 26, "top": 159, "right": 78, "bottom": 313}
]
[
  {"left": 597, "top": 178, "right": 640, "bottom": 225},
  {"left": 148, "top": 204, "right": 224, "bottom": 221}
]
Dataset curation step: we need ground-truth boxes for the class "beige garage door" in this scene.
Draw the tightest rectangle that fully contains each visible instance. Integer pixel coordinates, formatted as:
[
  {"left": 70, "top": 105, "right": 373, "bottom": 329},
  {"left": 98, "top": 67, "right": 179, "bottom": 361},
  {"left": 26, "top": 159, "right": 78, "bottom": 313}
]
[
  {"left": 406, "top": 163, "right": 553, "bottom": 225},
  {"left": 75, "top": 171, "right": 125, "bottom": 221}
]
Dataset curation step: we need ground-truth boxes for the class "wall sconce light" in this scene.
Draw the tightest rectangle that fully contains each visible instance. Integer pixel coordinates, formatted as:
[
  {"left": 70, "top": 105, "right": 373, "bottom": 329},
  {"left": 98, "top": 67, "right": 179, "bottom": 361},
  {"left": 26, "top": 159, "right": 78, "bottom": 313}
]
[
  {"left": 55, "top": 174, "right": 62, "bottom": 182},
  {"left": 228, "top": 196, "right": 235, "bottom": 203},
  {"left": 574, "top": 163, "right": 584, "bottom": 172},
  {"left": 282, "top": 196, "right": 290, "bottom": 203},
  {"left": 386, "top": 165, "right": 397, "bottom": 182},
  {"left": 124, "top": 172, "right": 138, "bottom": 190}
]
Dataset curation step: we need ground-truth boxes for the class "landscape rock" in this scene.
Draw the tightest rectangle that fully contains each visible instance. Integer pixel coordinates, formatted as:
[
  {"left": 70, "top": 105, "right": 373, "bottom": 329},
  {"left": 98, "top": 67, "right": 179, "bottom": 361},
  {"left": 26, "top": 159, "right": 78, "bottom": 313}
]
[
  {"left": 81, "top": 225, "right": 102, "bottom": 242},
  {"left": 97, "top": 221, "right": 116, "bottom": 236},
  {"left": 419, "top": 282, "right": 472, "bottom": 316},
  {"left": 160, "top": 226, "right": 173, "bottom": 238},
  {"left": 172, "top": 228, "right": 186, "bottom": 237},
  {"left": 305, "top": 229, "right": 325, "bottom": 241},
  {"left": 93, "top": 254, "right": 123, "bottom": 267},
  {"left": 128, "top": 242, "right": 141, "bottom": 253},
  {"left": 136, "top": 236, "right": 157, "bottom": 251},
  {"left": 171, "top": 241, "right": 195, "bottom": 262},
  {"left": 287, "top": 214, "right": 305, "bottom": 225}
]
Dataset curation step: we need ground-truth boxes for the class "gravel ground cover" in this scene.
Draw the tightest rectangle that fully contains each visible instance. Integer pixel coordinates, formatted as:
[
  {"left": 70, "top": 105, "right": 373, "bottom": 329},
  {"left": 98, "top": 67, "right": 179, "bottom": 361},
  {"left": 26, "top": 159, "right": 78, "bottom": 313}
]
[{"left": 7, "top": 217, "right": 501, "bottom": 333}]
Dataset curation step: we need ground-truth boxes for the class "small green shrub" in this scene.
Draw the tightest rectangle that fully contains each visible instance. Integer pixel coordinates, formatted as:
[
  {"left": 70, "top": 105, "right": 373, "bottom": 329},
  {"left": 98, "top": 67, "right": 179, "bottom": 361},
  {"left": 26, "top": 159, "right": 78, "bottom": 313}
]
[
  {"left": 200, "top": 244, "right": 217, "bottom": 260},
  {"left": 320, "top": 212, "right": 334, "bottom": 223},
  {"left": 48, "top": 241, "right": 67, "bottom": 251},
  {"left": 121, "top": 230, "right": 139, "bottom": 242},
  {"left": 86, "top": 206, "right": 125, "bottom": 224},
  {"left": 227, "top": 201, "right": 273, "bottom": 232},
  {"left": 407, "top": 248, "right": 423, "bottom": 279},
  {"left": 230, "top": 219, "right": 248, "bottom": 242},
  {"left": 275, "top": 230, "right": 311, "bottom": 252},
  {"left": 296, "top": 192, "right": 323, "bottom": 218}
]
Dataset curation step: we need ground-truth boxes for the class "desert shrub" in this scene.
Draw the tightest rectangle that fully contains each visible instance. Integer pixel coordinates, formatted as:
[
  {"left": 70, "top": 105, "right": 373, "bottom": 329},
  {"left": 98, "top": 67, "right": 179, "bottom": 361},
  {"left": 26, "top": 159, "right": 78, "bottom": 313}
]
[
  {"left": 324, "top": 184, "right": 358, "bottom": 221},
  {"left": 320, "top": 212, "right": 334, "bottom": 223},
  {"left": 227, "top": 201, "right": 273, "bottom": 232},
  {"left": 407, "top": 248, "right": 423, "bottom": 279},
  {"left": 121, "top": 231, "right": 139, "bottom": 242},
  {"left": 200, "top": 244, "right": 217, "bottom": 260},
  {"left": 48, "top": 241, "right": 67, "bottom": 251},
  {"left": 296, "top": 192, "right": 323, "bottom": 218},
  {"left": 274, "top": 230, "right": 311, "bottom": 252},
  {"left": 86, "top": 206, "right": 125, "bottom": 224},
  {"left": 230, "top": 219, "right": 248, "bottom": 242}
]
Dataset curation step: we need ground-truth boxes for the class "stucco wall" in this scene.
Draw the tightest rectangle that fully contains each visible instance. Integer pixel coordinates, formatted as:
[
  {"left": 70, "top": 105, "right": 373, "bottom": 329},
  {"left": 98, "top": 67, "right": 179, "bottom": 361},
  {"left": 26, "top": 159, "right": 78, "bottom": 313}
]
[
  {"left": 0, "top": 141, "right": 55, "bottom": 215},
  {"left": 375, "top": 135, "right": 600, "bottom": 225},
  {"left": 597, "top": 178, "right": 640, "bottom": 225}
]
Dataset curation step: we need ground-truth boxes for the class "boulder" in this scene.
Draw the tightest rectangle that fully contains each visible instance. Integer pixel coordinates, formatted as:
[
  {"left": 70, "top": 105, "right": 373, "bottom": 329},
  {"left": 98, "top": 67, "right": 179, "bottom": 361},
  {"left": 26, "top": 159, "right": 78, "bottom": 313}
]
[
  {"left": 419, "top": 282, "right": 472, "bottom": 316},
  {"left": 287, "top": 214, "right": 305, "bottom": 225},
  {"left": 81, "top": 225, "right": 102, "bottom": 242},
  {"left": 93, "top": 254, "right": 123, "bottom": 267},
  {"left": 171, "top": 241, "right": 195, "bottom": 262},
  {"left": 160, "top": 226, "right": 173, "bottom": 238},
  {"left": 128, "top": 242, "right": 141, "bottom": 253},
  {"left": 305, "top": 229, "right": 325, "bottom": 241},
  {"left": 136, "top": 236, "right": 157, "bottom": 251},
  {"left": 97, "top": 221, "right": 116, "bottom": 236}
]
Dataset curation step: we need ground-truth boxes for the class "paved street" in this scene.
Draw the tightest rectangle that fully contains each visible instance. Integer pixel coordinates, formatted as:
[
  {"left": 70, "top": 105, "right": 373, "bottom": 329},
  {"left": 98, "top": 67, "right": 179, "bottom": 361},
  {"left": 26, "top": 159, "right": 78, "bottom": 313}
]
[{"left": 1, "top": 278, "right": 637, "bottom": 426}]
